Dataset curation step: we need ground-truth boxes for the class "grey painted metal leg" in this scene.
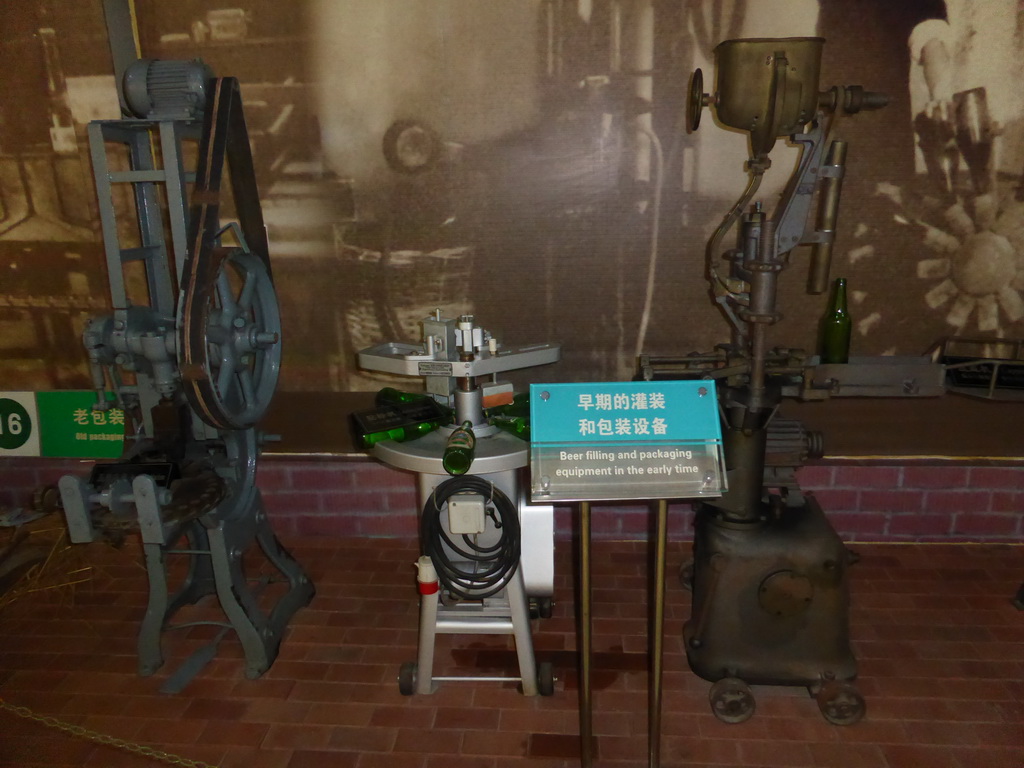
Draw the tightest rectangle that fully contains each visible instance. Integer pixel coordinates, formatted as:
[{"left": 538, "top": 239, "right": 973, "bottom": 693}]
[
  {"left": 166, "top": 523, "right": 217, "bottom": 615},
  {"left": 207, "top": 519, "right": 271, "bottom": 680},
  {"left": 508, "top": 566, "right": 539, "bottom": 696},
  {"left": 207, "top": 492, "right": 314, "bottom": 680},
  {"left": 649, "top": 499, "right": 668, "bottom": 768},
  {"left": 58, "top": 475, "right": 95, "bottom": 544},
  {"left": 138, "top": 542, "right": 168, "bottom": 677},
  {"left": 253, "top": 495, "right": 315, "bottom": 632},
  {"left": 139, "top": 522, "right": 217, "bottom": 677},
  {"left": 579, "top": 501, "right": 593, "bottom": 768}
]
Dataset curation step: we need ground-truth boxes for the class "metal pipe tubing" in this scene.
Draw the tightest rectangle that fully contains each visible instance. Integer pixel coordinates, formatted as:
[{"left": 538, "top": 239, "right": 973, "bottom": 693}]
[
  {"left": 749, "top": 217, "right": 777, "bottom": 317},
  {"left": 431, "top": 675, "right": 523, "bottom": 683},
  {"left": 508, "top": 567, "right": 539, "bottom": 696},
  {"left": 579, "top": 501, "right": 593, "bottom": 768},
  {"left": 808, "top": 140, "right": 848, "bottom": 294},
  {"left": 416, "top": 564, "right": 440, "bottom": 695},
  {"left": 434, "top": 617, "right": 514, "bottom": 634},
  {"left": 649, "top": 499, "right": 668, "bottom": 768},
  {"left": 748, "top": 321, "right": 768, "bottom": 413}
]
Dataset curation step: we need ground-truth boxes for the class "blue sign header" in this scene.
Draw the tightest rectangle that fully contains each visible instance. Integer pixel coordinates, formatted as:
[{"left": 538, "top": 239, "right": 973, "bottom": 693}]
[{"left": 529, "top": 380, "right": 721, "bottom": 445}]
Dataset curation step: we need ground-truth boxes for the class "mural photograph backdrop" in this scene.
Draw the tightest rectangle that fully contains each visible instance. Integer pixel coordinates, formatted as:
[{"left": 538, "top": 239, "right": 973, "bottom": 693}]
[{"left": 2, "top": 0, "right": 1022, "bottom": 394}]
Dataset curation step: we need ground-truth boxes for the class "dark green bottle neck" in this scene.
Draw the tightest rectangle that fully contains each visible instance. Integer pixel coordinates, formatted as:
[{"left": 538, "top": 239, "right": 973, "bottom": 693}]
[{"left": 829, "top": 278, "right": 848, "bottom": 315}]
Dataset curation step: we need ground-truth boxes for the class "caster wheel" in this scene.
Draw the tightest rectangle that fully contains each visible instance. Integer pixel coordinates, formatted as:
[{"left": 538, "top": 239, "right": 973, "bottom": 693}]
[
  {"left": 709, "top": 677, "right": 755, "bottom": 724},
  {"left": 537, "top": 598, "right": 554, "bottom": 619},
  {"left": 398, "top": 662, "right": 417, "bottom": 696},
  {"left": 814, "top": 681, "right": 865, "bottom": 726},
  {"left": 537, "top": 662, "right": 555, "bottom": 696}
]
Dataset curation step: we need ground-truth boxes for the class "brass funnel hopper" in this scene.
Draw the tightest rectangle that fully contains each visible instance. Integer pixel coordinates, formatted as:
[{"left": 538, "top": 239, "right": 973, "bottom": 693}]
[{"left": 690, "top": 37, "right": 825, "bottom": 161}]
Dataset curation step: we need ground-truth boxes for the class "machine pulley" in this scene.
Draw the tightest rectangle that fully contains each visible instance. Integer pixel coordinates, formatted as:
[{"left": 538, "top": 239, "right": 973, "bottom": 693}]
[{"left": 179, "top": 76, "right": 280, "bottom": 430}]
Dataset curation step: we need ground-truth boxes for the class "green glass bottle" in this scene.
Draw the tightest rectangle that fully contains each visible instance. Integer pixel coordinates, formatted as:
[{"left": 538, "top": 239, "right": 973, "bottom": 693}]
[
  {"left": 490, "top": 414, "right": 530, "bottom": 441},
  {"left": 375, "top": 387, "right": 426, "bottom": 407},
  {"left": 360, "top": 419, "right": 443, "bottom": 448},
  {"left": 484, "top": 392, "right": 530, "bottom": 441},
  {"left": 353, "top": 396, "right": 450, "bottom": 448},
  {"left": 820, "top": 277, "right": 852, "bottom": 364},
  {"left": 442, "top": 421, "right": 476, "bottom": 475}
]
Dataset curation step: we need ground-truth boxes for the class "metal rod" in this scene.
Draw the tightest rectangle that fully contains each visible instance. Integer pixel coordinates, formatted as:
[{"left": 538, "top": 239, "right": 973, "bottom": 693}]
[
  {"left": 431, "top": 675, "right": 522, "bottom": 683},
  {"left": 808, "top": 140, "right": 848, "bottom": 294},
  {"left": 416, "top": 573, "right": 439, "bottom": 695},
  {"left": 508, "top": 568, "right": 540, "bottom": 696},
  {"left": 579, "top": 500, "right": 593, "bottom": 768},
  {"left": 649, "top": 499, "right": 668, "bottom": 768},
  {"left": 748, "top": 321, "right": 768, "bottom": 415}
]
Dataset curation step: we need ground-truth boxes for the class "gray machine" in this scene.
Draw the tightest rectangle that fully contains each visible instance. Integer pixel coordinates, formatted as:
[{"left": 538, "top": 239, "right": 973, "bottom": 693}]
[
  {"left": 359, "top": 312, "right": 559, "bottom": 695},
  {"left": 58, "top": 58, "right": 313, "bottom": 688}
]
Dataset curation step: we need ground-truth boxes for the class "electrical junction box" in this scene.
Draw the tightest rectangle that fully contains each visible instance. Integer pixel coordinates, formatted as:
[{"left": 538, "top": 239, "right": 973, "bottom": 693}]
[{"left": 448, "top": 493, "right": 486, "bottom": 534}]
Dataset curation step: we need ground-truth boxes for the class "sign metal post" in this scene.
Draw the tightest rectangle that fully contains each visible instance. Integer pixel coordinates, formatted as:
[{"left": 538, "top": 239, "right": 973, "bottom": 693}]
[{"left": 530, "top": 381, "right": 725, "bottom": 768}]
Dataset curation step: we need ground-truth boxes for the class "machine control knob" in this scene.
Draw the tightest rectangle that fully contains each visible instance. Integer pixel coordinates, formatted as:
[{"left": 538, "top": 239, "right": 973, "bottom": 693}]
[{"left": 687, "top": 68, "right": 715, "bottom": 131}]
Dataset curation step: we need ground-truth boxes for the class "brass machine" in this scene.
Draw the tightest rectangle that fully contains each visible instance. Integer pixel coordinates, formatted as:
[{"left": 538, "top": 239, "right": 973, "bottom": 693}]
[{"left": 645, "top": 38, "right": 896, "bottom": 725}]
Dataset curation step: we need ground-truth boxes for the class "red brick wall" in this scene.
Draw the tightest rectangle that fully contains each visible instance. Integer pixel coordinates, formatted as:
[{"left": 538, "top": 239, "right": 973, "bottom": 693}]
[{"left": 2, "top": 457, "right": 1021, "bottom": 543}]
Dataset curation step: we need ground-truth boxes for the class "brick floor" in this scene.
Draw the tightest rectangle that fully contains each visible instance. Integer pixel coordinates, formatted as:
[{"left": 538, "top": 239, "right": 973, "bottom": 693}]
[{"left": 0, "top": 535, "right": 1022, "bottom": 767}]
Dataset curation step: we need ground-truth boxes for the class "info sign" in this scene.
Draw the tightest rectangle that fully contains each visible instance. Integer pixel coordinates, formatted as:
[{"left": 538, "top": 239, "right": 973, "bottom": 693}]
[
  {"left": 529, "top": 381, "right": 726, "bottom": 503},
  {"left": 0, "top": 391, "right": 125, "bottom": 459}
]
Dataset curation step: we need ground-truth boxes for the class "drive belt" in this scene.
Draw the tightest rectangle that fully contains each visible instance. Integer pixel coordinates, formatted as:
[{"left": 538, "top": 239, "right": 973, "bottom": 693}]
[{"left": 178, "top": 76, "right": 272, "bottom": 430}]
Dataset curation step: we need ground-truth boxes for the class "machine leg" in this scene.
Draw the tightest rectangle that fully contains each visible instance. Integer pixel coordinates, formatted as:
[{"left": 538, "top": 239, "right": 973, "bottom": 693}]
[
  {"left": 415, "top": 572, "right": 439, "bottom": 695},
  {"left": 508, "top": 566, "right": 539, "bottom": 696},
  {"left": 138, "top": 522, "right": 218, "bottom": 676},
  {"left": 207, "top": 518, "right": 272, "bottom": 680},
  {"left": 253, "top": 496, "right": 316, "bottom": 631},
  {"left": 167, "top": 523, "right": 218, "bottom": 615},
  {"left": 207, "top": 492, "right": 315, "bottom": 680},
  {"left": 138, "top": 541, "right": 168, "bottom": 677}
]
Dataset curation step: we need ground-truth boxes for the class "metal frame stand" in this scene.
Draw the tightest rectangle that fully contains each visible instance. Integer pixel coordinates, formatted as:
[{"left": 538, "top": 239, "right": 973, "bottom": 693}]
[
  {"left": 380, "top": 433, "right": 551, "bottom": 696},
  {"left": 414, "top": 559, "right": 539, "bottom": 695}
]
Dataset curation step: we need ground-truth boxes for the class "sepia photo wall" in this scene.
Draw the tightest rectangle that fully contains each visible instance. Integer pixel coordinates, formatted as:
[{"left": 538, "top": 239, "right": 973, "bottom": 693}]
[{"left": 2, "top": 0, "right": 1023, "bottom": 394}]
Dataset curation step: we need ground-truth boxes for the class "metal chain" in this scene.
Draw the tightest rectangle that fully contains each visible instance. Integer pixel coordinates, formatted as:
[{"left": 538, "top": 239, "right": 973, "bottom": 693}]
[{"left": 0, "top": 697, "right": 220, "bottom": 768}]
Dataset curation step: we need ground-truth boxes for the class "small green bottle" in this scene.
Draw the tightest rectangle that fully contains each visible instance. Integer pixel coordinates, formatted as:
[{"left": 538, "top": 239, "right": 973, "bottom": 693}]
[
  {"left": 820, "top": 277, "right": 852, "bottom": 364},
  {"left": 360, "top": 419, "right": 443, "bottom": 448},
  {"left": 490, "top": 414, "right": 530, "bottom": 441},
  {"left": 442, "top": 421, "right": 476, "bottom": 475},
  {"left": 375, "top": 387, "right": 426, "bottom": 407}
]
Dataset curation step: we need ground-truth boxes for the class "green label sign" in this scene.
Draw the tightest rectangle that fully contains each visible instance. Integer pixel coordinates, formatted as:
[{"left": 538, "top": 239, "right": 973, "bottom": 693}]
[
  {"left": 0, "top": 391, "right": 125, "bottom": 459},
  {"left": 36, "top": 391, "right": 125, "bottom": 459}
]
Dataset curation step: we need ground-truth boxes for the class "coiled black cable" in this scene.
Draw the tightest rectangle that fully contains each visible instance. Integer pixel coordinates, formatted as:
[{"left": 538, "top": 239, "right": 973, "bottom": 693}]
[{"left": 420, "top": 475, "right": 521, "bottom": 600}]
